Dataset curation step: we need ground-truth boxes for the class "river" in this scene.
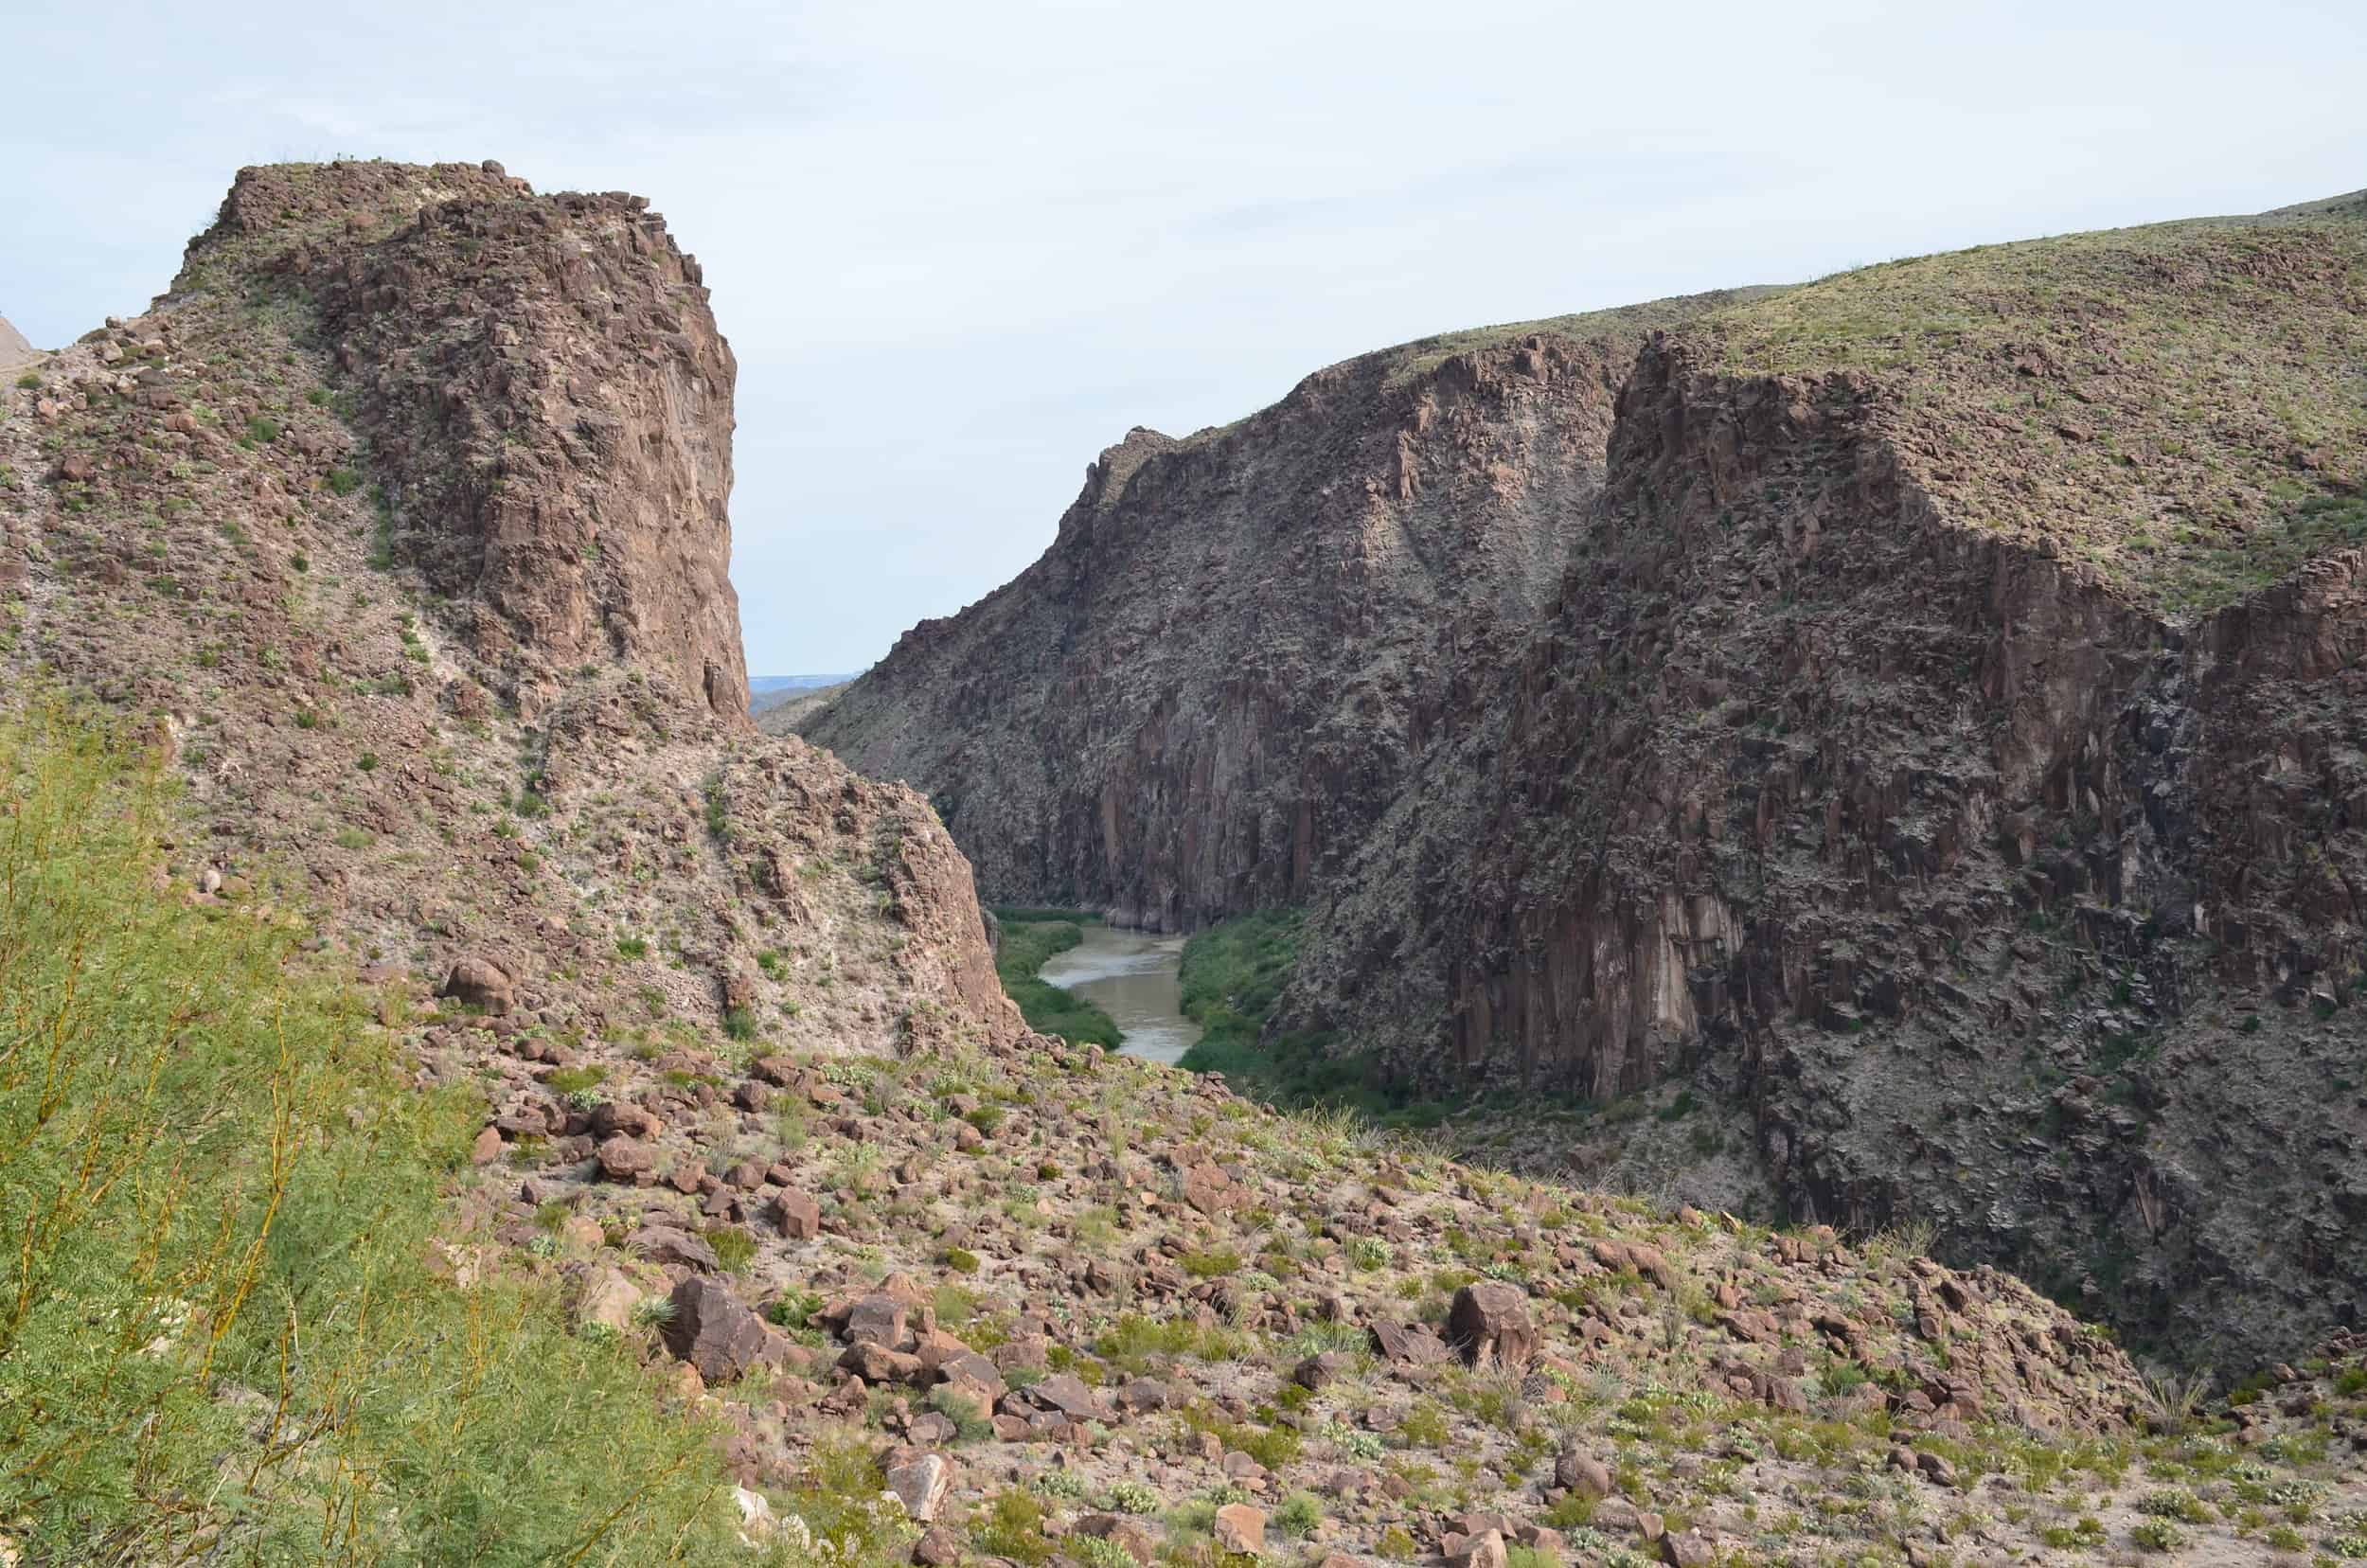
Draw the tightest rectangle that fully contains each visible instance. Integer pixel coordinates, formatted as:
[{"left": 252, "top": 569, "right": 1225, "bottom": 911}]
[{"left": 1036, "top": 923, "right": 1201, "bottom": 1065}]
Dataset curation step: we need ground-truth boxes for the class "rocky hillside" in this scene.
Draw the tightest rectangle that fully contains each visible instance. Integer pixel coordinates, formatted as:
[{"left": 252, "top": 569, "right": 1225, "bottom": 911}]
[
  {"left": 2, "top": 160, "right": 1005, "bottom": 1065},
  {"left": 804, "top": 291, "right": 1771, "bottom": 929},
  {"left": 11, "top": 163, "right": 2367, "bottom": 1565},
  {"left": 1283, "top": 203, "right": 2367, "bottom": 1371}
]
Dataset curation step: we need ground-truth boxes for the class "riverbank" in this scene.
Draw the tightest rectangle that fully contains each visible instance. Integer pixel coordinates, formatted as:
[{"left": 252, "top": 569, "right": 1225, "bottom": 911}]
[
  {"left": 989, "top": 909, "right": 1121, "bottom": 1049},
  {"left": 1038, "top": 924, "right": 1201, "bottom": 1064}
]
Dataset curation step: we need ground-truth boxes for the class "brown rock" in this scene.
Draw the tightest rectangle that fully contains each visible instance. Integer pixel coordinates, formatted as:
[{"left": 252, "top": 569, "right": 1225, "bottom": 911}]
[
  {"left": 884, "top": 1452, "right": 955, "bottom": 1522},
  {"left": 1555, "top": 1449, "right": 1612, "bottom": 1498},
  {"left": 1448, "top": 1281, "right": 1538, "bottom": 1370},
  {"left": 596, "top": 1136, "right": 654, "bottom": 1181},
  {"left": 1369, "top": 1320, "right": 1452, "bottom": 1365},
  {"left": 1444, "top": 1529, "right": 1507, "bottom": 1568},
  {"left": 1212, "top": 1503, "right": 1265, "bottom": 1556},
  {"left": 1662, "top": 1530, "right": 1716, "bottom": 1568},
  {"left": 768, "top": 1188, "right": 822, "bottom": 1239},
  {"left": 439, "top": 953, "right": 515, "bottom": 1015},
  {"left": 660, "top": 1276, "right": 771, "bottom": 1383}
]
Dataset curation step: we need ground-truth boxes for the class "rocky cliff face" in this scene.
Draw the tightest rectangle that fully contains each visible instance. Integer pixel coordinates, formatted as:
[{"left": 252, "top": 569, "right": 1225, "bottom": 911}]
[
  {"left": 805, "top": 293, "right": 1767, "bottom": 928},
  {"left": 16, "top": 162, "right": 2367, "bottom": 1562},
  {"left": 1284, "top": 210, "right": 2367, "bottom": 1367},
  {"left": 199, "top": 161, "right": 748, "bottom": 720},
  {"left": 2, "top": 159, "right": 1009, "bottom": 1057}
]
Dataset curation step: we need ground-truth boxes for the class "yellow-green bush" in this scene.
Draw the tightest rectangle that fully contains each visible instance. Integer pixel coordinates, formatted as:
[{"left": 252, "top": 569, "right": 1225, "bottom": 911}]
[{"left": 0, "top": 705, "right": 774, "bottom": 1564}]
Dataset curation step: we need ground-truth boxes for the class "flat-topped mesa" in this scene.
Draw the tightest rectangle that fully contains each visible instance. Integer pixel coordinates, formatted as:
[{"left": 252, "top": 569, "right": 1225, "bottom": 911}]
[{"left": 185, "top": 160, "right": 748, "bottom": 720}]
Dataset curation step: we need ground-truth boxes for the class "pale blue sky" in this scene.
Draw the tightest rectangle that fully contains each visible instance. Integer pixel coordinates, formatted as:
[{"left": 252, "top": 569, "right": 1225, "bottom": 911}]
[{"left": 5, "top": 1, "right": 2361, "bottom": 672}]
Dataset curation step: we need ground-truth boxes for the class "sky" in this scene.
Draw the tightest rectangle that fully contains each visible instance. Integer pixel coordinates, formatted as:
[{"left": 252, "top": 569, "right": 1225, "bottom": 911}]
[{"left": 4, "top": 3, "right": 2361, "bottom": 674}]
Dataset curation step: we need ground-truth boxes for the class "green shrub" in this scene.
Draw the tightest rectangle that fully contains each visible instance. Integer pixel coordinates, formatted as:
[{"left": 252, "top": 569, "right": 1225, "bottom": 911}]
[
  {"left": 1274, "top": 1491, "right": 1324, "bottom": 1537},
  {"left": 327, "top": 466, "right": 363, "bottom": 496},
  {"left": 707, "top": 1225, "right": 756, "bottom": 1274},
  {"left": 0, "top": 703, "right": 771, "bottom": 1563},
  {"left": 972, "top": 1489, "right": 1053, "bottom": 1564}
]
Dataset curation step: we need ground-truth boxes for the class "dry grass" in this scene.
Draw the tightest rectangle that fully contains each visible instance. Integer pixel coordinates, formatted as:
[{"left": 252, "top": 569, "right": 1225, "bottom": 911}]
[{"left": 1704, "top": 208, "right": 2367, "bottom": 616}]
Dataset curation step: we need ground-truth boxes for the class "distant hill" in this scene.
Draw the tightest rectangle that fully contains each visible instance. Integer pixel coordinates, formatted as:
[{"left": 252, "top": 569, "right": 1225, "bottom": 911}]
[
  {"left": 747, "top": 670, "right": 860, "bottom": 713},
  {"left": 755, "top": 680, "right": 850, "bottom": 732}
]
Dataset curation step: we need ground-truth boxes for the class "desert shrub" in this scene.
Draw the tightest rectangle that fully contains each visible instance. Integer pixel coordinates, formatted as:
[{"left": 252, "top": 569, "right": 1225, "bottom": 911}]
[{"left": 0, "top": 703, "right": 773, "bottom": 1563}]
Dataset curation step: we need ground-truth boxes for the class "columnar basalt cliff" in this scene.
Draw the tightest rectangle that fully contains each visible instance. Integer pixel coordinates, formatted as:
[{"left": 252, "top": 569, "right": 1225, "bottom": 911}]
[
  {"left": 1284, "top": 209, "right": 2367, "bottom": 1366},
  {"left": 804, "top": 293, "right": 1770, "bottom": 928},
  {"left": 820, "top": 197, "right": 2367, "bottom": 1368}
]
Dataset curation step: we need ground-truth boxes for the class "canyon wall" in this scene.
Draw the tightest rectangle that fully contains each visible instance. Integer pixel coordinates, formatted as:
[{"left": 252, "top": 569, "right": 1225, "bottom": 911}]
[{"left": 805, "top": 294, "right": 1768, "bottom": 927}]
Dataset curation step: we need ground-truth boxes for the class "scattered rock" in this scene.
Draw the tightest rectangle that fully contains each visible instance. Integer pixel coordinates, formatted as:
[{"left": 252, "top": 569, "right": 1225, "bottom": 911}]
[
  {"left": 1212, "top": 1503, "right": 1265, "bottom": 1556},
  {"left": 659, "top": 1276, "right": 771, "bottom": 1384}
]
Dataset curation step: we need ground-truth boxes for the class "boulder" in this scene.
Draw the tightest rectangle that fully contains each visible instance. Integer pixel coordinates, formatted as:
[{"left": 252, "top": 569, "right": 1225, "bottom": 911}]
[
  {"left": 1444, "top": 1529, "right": 1506, "bottom": 1568},
  {"left": 885, "top": 1452, "right": 955, "bottom": 1522},
  {"left": 769, "top": 1187, "right": 822, "bottom": 1239},
  {"left": 1212, "top": 1503, "right": 1265, "bottom": 1556},
  {"left": 1449, "top": 1281, "right": 1538, "bottom": 1370},
  {"left": 660, "top": 1276, "right": 771, "bottom": 1383},
  {"left": 439, "top": 953, "right": 515, "bottom": 1015},
  {"left": 596, "top": 1136, "right": 654, "bottom": 1181},
  {"left": 1368, "top": 1320, "right": 1452, "bottom": 1365},
  {"left": 1555, "top": 1449, "right": 1612, "bottom": 1499}
]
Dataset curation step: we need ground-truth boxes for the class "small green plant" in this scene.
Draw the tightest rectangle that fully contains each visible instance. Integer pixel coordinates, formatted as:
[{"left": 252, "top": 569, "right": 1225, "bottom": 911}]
[
  {"left": 2130, "top": 1518, "right": 2186, "bottom": 1552},
  {"left": 723, "top": 1004, "right": 759, "bottom": 1042},
  {"left": 327, "top": 466, "right": 363, "bottom": 496},
  {"left": 616, "top": 935, "right": 648, "bottom": 959},
  {"left": 355, "top": 752, "right": 379, "bottom": 772},
  {"left": 706, "top": 1226, "right": 756, "bottom": 1274},
  {"left": 972, "top": 1489, "right": 1053, "bottom": 1565},
  {"left": 1273, "top": 1492, "right": 1324, "bottom": 1538}
]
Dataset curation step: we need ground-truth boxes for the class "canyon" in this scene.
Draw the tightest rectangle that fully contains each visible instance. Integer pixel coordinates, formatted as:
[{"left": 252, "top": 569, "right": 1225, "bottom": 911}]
[
  {"left": 807, "top": 194, "right": 2367, "bottom": 1374},
  {"left": 8, "top": 158, "right": 2367, "bottom": 1565}
]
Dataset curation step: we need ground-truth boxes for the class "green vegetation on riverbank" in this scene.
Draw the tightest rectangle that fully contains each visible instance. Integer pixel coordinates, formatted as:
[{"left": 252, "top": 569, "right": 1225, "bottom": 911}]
[
  {"left": 1176, "top": 909, "right": 1363, "bottom": 1103},
  {"left": 991, "top": 912, "right": 1121, "bottom": 1049},
  {"left": 0, "top": 705, "right": 771, "bottom": 1564}
]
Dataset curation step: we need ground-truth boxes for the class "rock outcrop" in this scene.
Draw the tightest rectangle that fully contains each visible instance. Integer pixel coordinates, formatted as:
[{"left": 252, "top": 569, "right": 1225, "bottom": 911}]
[
  {"left": 803, "top": 292, "right": 1771, "bottom": 928},
  {"left": 205, "top": 161, "right": 747, "bottom": 719},
  {"left": 1, "top": 160, "right": 1012, "bottom": 1060}
]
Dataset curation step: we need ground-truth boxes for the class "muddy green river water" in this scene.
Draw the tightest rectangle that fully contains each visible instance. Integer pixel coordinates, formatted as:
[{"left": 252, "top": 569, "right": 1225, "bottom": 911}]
[{"left": 1036, "top": 923, "right": 1201, "bottom": 1065}]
